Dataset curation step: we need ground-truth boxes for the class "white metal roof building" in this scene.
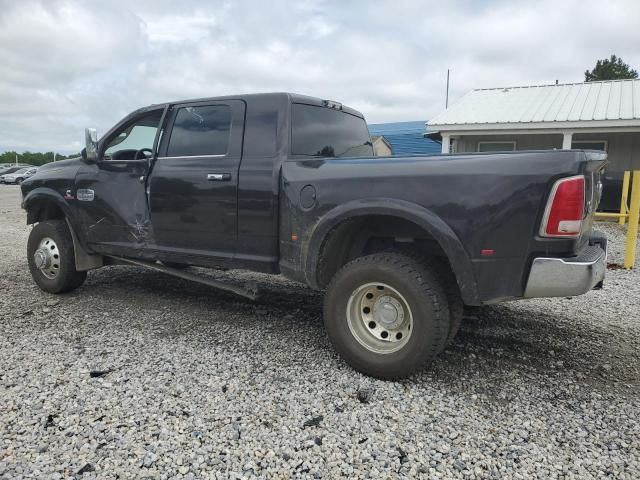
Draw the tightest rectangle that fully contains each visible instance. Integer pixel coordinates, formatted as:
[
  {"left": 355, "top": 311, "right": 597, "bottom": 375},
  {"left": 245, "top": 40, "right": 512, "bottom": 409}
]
[
  {"left": 429, "top": 79, "right": 640, "bottom": 128},
  {"left": 426, "top": 79, "right": 640, "bottom": 174}
]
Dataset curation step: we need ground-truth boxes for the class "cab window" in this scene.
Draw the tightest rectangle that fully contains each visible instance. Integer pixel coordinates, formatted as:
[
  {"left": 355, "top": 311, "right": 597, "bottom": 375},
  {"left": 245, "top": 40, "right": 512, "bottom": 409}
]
[
  {"left": 166, "top": 105, "right": 231, "bottom": 157},
  {"left": 291, "top": 104, "right": 373, "bottom": 158}
]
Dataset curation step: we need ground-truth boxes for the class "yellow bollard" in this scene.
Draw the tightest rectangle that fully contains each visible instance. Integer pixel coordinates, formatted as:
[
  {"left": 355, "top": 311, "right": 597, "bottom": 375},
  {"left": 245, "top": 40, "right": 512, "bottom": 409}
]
[
  {"left": 623, "top": 171, "right": 640, "bottom": 269},
  {"left": 619, "top": 171, "right": 631, "bottom": 226}
]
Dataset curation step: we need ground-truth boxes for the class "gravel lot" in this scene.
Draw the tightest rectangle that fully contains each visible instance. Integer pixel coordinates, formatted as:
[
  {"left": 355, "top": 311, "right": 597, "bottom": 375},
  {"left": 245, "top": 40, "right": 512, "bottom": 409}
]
[{"left": 1, "top": 184, "right": 639, "bottom": 479}]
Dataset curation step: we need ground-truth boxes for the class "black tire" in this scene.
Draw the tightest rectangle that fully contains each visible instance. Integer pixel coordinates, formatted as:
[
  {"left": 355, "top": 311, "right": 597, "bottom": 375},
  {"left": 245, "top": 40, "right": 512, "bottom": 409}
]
[
  {"left": 415, "top": 255, "right": 463, "bottom": 347},
  {"left": 27, "top": 220, "right": 87, "bottom": 294},
  {"left": 390, "top": 248, "right": 464, "bottom": 348},
  {"left": 16, "top": 178, "right": 24, "bottom": 185},
  {"left": 323, "top": 252, "right": 449, "bottom": 379}
]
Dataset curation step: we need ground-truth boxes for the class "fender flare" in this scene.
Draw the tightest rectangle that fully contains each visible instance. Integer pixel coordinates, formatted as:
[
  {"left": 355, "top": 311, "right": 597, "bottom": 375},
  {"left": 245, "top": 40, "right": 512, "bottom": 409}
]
[
  {"left": 23, "top": 187, "right": 77, "bottom": 228},
  {"left": 304, "top": 198, "right": 480, "bottom": 305},
  {"left": 22, "top": 187, "right": 102, "bottom": 271}
]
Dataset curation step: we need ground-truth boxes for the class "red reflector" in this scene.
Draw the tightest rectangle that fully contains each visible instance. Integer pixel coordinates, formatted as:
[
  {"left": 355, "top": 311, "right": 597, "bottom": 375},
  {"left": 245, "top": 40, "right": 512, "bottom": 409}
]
[
  {"left": 541, "top": 176, "right": 585, "bottom": 237},
  {"left": 480, "top": 249, "right": 495, "bottom": 256}
]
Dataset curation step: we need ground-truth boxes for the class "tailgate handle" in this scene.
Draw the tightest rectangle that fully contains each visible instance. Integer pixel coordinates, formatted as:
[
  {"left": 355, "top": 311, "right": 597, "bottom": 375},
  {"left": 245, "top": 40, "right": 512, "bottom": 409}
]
[{"left": 207, "top": 173, "right": 231, "bottom": 182}]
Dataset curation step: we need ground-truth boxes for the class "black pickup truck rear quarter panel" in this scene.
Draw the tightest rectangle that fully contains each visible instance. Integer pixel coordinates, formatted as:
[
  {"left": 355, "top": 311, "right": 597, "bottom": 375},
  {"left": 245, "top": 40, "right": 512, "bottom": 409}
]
[{"left": 281, "top": 150, "right": 599, "bottom": 304}]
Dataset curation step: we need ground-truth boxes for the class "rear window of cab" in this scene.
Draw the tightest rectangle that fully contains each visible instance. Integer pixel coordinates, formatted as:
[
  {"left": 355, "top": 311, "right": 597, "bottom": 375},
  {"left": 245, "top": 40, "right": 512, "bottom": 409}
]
[{"left": 291, "top": 104, "right": 373, "bottom": 158}]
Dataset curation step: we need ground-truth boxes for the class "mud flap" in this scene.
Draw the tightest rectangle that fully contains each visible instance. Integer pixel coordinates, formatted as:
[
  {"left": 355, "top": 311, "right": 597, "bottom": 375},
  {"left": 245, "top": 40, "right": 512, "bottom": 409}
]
[
  {"left": 66, "top": 218, "right": 103, "bottom": 271},
  {"left": 589, "top": 230, "right": 607, "bottom": 290}
]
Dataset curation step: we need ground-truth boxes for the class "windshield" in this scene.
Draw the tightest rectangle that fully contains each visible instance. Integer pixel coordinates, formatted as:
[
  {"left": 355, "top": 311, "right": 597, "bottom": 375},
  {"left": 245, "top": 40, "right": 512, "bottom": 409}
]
[{"left": 10, "top": 168, "right": 28, "bottom": 174}]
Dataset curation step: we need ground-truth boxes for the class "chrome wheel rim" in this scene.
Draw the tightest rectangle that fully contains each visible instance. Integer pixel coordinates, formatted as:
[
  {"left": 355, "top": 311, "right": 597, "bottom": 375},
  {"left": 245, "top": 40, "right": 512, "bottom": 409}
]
[
  {"left": 33, "top": 237, "right": 60, "bottom": 279},
  {"left": 346, "top": 282, "right": 413, "bottom": 354}
]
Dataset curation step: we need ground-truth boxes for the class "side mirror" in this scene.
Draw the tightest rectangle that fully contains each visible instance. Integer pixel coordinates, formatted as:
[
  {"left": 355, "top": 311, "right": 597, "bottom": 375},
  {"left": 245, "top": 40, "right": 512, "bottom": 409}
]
[{"left": 84, "top": 128, "right": 98, "bottom": 163}]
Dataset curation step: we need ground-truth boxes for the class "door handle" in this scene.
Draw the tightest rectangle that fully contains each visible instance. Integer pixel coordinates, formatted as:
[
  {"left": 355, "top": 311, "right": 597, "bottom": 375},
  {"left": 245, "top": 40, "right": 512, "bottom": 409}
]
[{"left": 207, "top": 173, "right": 231, "bottom": 181}]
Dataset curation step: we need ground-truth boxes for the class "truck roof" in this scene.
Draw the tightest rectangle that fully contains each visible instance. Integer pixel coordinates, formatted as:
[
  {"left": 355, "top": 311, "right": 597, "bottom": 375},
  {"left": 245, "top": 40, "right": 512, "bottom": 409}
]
[{"left": 141, "top": 92, "right": 365, "bottom": 119}]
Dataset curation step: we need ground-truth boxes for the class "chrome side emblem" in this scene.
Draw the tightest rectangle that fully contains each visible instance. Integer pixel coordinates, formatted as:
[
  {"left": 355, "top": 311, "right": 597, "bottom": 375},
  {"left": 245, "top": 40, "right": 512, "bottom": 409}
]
[{"left": 77, "top": 189, "right": 95, "bottom": 202}]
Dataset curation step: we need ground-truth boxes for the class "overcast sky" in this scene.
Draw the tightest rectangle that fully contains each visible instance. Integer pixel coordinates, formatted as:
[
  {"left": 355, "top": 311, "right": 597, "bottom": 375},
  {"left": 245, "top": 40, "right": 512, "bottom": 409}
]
[{"left": 1, "top": 0, "right": 639, "bottom": 153}]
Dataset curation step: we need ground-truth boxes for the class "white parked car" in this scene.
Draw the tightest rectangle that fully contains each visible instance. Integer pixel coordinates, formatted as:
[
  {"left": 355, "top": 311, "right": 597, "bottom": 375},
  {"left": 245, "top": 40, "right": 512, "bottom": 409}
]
[{"left": 1, "top": 167, "right": 38, "bottom": 184}]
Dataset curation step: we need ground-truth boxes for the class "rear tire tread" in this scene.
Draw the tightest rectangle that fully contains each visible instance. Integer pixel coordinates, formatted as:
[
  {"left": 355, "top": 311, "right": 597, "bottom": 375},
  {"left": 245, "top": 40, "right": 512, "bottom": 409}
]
[
  {"left": 324, "top": 252, "right": 449, "bottom": 379},
  {"left": 395, "top": 248, "right": 464, "bottom": 348}
]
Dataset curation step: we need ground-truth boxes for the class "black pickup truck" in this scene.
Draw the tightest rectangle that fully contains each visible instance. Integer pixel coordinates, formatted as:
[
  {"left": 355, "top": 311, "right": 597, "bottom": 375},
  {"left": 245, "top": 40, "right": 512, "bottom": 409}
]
[{"left": 21, "top": 93, "right": 607, "bottom": 378}]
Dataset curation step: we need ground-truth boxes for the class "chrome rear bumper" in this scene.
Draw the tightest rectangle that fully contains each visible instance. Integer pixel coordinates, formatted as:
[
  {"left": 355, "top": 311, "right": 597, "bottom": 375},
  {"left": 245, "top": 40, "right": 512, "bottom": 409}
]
[{"left": 524, "top": 238, "right": 606, "bottom": 298}]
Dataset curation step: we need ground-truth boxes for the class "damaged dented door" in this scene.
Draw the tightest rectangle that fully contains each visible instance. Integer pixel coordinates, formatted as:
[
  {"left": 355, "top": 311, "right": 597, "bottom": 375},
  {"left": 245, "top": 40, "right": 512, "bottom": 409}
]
[
  {"left": 148, "top": 100, "right": 245, "bottom": 258},
  {"left": 74, "top": 108, "right": 163, "bottom": 249}
]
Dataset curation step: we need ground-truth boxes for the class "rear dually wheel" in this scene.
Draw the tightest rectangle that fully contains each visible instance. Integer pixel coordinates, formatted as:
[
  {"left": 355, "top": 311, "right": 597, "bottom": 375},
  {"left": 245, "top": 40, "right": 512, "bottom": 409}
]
[{"left": 323, "top": 252, "right": 449, "bottom": 379}]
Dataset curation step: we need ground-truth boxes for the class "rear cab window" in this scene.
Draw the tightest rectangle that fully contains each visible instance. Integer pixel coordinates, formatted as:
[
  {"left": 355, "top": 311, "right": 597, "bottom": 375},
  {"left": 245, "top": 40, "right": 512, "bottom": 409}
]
[{"left": 291, "top": 103, "right": 373, "bottom": 158}]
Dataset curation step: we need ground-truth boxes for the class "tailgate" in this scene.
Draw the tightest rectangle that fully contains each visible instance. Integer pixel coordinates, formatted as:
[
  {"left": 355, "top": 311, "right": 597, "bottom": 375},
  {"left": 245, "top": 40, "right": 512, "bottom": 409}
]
[{"left": 580, "top": 151, "right": 607, "bottom": 239}]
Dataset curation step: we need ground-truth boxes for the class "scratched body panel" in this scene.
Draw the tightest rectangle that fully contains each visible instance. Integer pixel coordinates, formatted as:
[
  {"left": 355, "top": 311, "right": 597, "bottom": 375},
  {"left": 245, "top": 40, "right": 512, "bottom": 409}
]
[{"left": 74, "top": 161, "right": 152, "bottom": 247}]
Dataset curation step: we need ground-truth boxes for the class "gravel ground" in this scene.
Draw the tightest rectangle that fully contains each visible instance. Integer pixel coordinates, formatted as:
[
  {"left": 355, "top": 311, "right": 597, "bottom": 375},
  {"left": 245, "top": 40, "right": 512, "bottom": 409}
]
[{"left": 1, "top": 184, "right": 639, "bottom": 479}]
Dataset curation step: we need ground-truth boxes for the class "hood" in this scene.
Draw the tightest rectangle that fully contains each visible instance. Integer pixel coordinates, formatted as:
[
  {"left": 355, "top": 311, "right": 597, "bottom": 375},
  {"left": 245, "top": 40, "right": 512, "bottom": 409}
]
[
  {"left": 20, "top": 157, "right": 84, "bottom": 196},
  {"left": 36, "top": 157, "right": 82, "bottom": 171}
]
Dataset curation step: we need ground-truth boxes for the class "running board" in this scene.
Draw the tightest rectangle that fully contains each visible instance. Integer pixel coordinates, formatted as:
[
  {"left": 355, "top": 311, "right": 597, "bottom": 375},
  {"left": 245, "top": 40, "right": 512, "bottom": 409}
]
[{"left": 108, "top": 256, "right": 259, "bottom": 301}]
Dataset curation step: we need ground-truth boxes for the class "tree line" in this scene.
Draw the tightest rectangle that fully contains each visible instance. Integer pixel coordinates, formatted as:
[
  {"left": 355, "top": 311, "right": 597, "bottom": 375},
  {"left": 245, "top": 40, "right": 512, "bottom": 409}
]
[
  {"left": 585, "top": 54, "right": 637, "bottom": 82},
  {"left": 0, "top": 151, "right": 80, "bottom": 167}
]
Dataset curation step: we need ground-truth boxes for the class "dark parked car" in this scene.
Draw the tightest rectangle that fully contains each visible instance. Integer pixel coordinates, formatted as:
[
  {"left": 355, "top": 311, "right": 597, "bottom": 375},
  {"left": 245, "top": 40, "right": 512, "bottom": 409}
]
[
  {"left": 0, "top": 164, "right": 33, "bottom": 177},
  {"left": 20, "top": 93, "right": 607, "bottom": 378}
]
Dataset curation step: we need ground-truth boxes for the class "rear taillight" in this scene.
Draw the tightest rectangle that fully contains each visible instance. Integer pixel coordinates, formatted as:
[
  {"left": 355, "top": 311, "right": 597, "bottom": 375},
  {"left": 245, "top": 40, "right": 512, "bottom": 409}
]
[{"left": 540, "top": 175, "right": 585, "bottom": 238}]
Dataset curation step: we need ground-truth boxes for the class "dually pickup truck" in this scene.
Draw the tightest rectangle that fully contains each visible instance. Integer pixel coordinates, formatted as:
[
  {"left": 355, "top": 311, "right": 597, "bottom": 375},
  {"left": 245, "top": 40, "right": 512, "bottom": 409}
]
[{"left": 21, "top": 93, "right": 607, "bottom": 378}]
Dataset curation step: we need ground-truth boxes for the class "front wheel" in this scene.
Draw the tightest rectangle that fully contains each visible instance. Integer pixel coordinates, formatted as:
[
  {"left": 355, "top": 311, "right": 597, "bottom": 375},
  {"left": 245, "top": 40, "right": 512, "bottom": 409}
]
[
  {"left": 27, "top": 220, "right": 87, "bottom": 294},
  {"left": 323, "top": 252, "right": 449, "bottom": 379}
]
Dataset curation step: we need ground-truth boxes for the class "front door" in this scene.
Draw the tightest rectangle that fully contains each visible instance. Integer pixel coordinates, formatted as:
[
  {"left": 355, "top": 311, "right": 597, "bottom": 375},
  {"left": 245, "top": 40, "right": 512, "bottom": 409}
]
[
  {"left": 74, "top": 108, "right": 163, "bottom": 251},
  {"left": 148, "top": 100, "right": 245, "bottom": 259}
]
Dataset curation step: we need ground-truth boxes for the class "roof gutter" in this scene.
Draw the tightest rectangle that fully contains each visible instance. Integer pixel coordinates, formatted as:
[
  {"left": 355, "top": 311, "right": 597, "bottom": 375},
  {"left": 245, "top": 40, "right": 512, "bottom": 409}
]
[{"left": 427, "top": 119, "right": 640, "bottom": 133}]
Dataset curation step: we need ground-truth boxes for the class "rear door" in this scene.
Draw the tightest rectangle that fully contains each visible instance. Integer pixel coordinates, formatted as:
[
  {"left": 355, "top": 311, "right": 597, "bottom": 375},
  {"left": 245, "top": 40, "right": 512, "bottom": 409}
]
[{"left": 148, "top": 100, "right": 245, "bottom": 258}]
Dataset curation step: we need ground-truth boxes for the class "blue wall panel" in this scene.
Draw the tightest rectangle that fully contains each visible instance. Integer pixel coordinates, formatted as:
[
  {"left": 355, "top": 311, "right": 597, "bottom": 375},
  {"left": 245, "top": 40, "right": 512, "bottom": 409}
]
[{"left": 368, "top": 121, "right": 441, "bottom": 155}]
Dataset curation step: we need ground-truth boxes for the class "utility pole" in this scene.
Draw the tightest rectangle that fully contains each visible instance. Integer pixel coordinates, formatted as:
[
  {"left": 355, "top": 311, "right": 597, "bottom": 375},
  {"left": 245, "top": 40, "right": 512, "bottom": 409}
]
[
  {"left": 15, "top": 153, "right": 18, "bottom": 166},
  {"left": 445, "top": 69, "right": 450, "bottom": 109}
]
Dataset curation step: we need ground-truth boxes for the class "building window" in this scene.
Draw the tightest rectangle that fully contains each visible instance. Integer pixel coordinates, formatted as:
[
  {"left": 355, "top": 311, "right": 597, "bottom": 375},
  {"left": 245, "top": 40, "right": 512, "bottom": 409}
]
[
  {"left": 477, "top": 141, "right": 516, "bottom": 152},
  {"left": 571, "top": 140, "right": 607, "bottom": 152}
]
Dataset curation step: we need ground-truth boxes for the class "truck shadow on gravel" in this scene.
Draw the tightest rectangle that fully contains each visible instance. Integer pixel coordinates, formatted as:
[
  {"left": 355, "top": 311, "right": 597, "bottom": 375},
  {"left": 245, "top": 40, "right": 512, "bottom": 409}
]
[
  {"left": 87, "top": 266, "right": 326, "bottom": 313},
  {"left": 86, "top": 267, "right": 638, "bottom": 393},
  {"left": 439, "top": 305, "right": 639, "bottom": 394}
]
